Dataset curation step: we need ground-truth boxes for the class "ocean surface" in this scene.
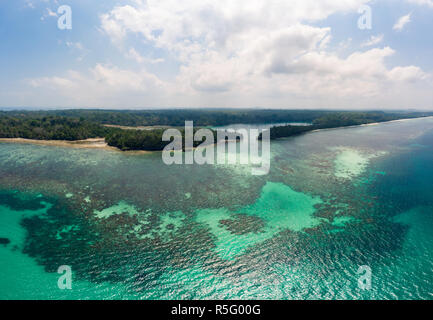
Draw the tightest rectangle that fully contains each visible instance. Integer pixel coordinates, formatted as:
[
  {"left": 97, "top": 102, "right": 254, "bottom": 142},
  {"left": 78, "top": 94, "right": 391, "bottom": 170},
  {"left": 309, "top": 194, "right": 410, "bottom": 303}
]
[{"left": 0, "top": 117, "right": 432, "bottom": 300}]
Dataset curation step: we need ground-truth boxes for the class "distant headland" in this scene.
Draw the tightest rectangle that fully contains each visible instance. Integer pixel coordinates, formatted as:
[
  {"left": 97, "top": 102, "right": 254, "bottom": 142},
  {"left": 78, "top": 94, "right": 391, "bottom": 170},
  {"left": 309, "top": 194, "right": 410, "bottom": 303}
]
[{"left": 1, "top": 109, "right": 432, "bottom": 151}]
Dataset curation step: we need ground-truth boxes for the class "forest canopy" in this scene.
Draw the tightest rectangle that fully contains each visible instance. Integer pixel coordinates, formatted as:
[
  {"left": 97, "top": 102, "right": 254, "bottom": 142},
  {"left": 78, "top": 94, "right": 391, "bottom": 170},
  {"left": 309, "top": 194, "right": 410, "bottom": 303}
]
[{"left": 0, "top": 109, "right": 431, "bottom": 150}]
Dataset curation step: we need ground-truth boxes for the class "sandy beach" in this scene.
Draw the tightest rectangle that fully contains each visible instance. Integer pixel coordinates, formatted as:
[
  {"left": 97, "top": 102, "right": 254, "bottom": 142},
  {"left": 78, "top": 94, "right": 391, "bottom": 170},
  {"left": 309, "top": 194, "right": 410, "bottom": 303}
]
[
  {"left": 1, "top": 116, "right": 431, "bottom": 152},
  {"left": 0, "top": 137, "right": 156, "bottom": 154},
  {"left": 0, "top": 138, "right": 118, "bottom": 150},
  {"left": 310, "top": 116, "right": 433, "bottom": 133}
]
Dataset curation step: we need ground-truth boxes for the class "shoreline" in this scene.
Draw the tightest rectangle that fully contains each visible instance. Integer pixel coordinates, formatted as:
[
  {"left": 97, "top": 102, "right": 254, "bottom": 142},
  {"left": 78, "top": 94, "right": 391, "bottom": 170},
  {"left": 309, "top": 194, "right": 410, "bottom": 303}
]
[
  {"left": 0, "top": 137, "right": 121, "bottom": 151},
  {"left": 0, "top": 137, "right": 155, "bottom": 154},
  {"left": 309, "top": 116, "right": 433, "bottom": 134},
  {"left": 1, "top": 116, "right": 432, "bottom": 151},
  {"left": 360, "top": 115, "right": 433, "bottom": 126}
]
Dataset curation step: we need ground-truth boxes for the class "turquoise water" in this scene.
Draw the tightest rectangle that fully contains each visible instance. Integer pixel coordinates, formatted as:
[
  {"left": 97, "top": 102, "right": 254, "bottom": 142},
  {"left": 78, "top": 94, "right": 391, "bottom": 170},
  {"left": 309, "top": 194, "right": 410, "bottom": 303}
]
[{"left": 0, "top": 118, "right": 433, "bottom": 299}]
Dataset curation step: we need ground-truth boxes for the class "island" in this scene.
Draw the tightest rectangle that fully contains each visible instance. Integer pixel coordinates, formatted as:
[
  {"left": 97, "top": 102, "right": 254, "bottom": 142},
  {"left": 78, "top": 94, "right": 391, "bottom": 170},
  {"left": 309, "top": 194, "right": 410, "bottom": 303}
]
[
  {"left": 1, "top": 109, "right": 431, "bottom": 151},
  {"left": 262, "top": 111, "right": 432, "bottom": 140}
]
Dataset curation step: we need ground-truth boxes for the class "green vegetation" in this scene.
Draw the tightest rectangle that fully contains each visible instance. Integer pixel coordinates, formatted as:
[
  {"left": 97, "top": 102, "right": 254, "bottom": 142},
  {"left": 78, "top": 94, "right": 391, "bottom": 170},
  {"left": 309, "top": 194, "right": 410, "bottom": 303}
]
[
  {"left": 265, "top": 111, "right": 432, "bottom": 140},
  {"left": 267, "top": 125, "right": 314, "bottom": 140},
  {"left": 312, "top": 111, "right": 410, "bottom": 128},
  {"left": 0, "top": 109, "right": 431, "bottom": 150},
  {"left": 0, "top": 116, "right": 109, "bottom": 140},
  {"left": 0, "top": 109, "right": 329, "bottom": 127},
  {"left": 105, "top": 127, "right": 219, "bottom": 151},
  {"left": 105, "top": 129, "right": 169, "bottom": 151}
]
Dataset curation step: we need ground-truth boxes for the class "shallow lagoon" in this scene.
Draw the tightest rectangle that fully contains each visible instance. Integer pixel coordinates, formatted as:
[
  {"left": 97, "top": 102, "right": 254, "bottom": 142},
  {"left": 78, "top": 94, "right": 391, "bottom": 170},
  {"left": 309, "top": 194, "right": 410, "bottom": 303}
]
[{"left": 1, "top": 117, "right": 433, "bottom": 299}]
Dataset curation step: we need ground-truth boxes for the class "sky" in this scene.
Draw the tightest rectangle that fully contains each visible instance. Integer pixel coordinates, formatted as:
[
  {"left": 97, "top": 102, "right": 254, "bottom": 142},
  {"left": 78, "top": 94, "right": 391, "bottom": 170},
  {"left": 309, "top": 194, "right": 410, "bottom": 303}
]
[{"left": 0, "top": 0, "right": 432, "bottom": 110}]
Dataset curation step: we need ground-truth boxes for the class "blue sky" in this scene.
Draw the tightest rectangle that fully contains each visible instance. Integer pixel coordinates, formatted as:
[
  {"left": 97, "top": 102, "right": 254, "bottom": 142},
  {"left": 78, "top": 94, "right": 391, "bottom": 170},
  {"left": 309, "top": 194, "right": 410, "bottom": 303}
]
[{"left": 0, "top": 0, "right": 432, "bottom": 110}]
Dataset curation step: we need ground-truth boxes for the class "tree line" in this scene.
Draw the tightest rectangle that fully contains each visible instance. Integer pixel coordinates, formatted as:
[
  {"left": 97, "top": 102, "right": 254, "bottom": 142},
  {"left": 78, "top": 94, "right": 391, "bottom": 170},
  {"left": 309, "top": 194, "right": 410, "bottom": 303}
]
[
  {"left": 0, "top": 116, "right": 109, "bottom": 141},
  {"left": 1, "top": 110, "right": 431, "bottom": 150},
  {"left": 264, "top": 111, "right": 430, "bottom": 140}
]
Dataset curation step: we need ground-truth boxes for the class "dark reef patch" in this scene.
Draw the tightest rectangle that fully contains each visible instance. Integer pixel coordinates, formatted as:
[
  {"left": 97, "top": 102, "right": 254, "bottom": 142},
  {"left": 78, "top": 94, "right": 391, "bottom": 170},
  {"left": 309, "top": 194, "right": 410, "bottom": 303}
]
[
  {"left": 0, "top": 238, "right": 10, "bottom": 246},
  {"left": 219, "top": 214, "right": 265, "bottom": 235},
  {"left": 0, "top": 190, "right": 48, "bottom": 211},
  {"left": 12, "top": 183, "right": 410, "bottom": 296},
  {"left": 15, "top": 191, "right": 219, "bottom": 291}
]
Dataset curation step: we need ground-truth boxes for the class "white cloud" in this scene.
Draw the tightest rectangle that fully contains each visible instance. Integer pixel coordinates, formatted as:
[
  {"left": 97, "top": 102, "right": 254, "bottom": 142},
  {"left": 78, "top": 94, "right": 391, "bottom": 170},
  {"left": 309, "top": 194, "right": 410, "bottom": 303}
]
[
  {"left": 98, "top": 0, "right": 371, "bottom": 95},
  {"left": 393, "top": 13, "right": 412, "bottom": 31},
  {"left": 28, "top": 64, "right": 167, "bottom": 107},
  {"left": 66, "top": 42, "right": 84, "bottom": 50},
  {"left": 64, "top": 42, "right": 88, "bottom": 62},
  {"left": 21, "top": 0, "right": 432, "bottom": 109},
  {"left": 46, "top": 8, "right": 57, "bottom": 17},
  {"left": 407, "top": 0, "right": 433, "bottom": 7},
  {"left": 338, "top": 38, "right": 353, "bottom": 50},
  {"left": 361, "top": 34, "right": 384, "bottom": 47},
  {"left": 126, "top": 48, "right": 145, "bottom": 63},
  {"left": 99, "top": 0, "right": 368, "bottom": 58},
  {"left": 388, "top": 66, "right": 427, "bottom": 82},
  {"left": 40, "top": 7, "right": 57, "bottom": 21},
  {"left": 26, "top": 45, "right": 429, "bottom": 109},
  {"left": 126, "top": 48, "right": 165, "bottom": 64}
]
